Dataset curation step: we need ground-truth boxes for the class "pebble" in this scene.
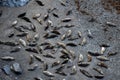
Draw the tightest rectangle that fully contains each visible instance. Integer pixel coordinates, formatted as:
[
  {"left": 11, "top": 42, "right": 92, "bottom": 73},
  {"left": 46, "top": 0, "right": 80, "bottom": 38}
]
[
  {"left": 80, "top": 37, "right": 87, "bottom": 46},
  {"left": 43, "top": 71, "right": 55, "bottom": 77},
  {"left": 11, "top": 62, "right": 22, "bottom": 74},
  {"left": 10, "top": 47, "right": 21, "bottom": 53},
  {"left": 96, "top": 56, "right": 109, "bottom": 61},
  {"left": 106, "top": 22, "right": 116, "bottom": 27},
  {"left": 70, "top": 65, "right": 77, "bottom": 75},
  {"left": 80, "top": 69, "right": 93, "bottom": 78},
  {"left": 12, "top": 20, "right": 18, "bottom": 27},
  {"left": 34, "top": 77, "right": 43, "bottom": 80},
  {"left": 33, "top": 13, "right": 41, "bottom": 19},
  {"left": 2, "top": 65, "right": 11, "bottom": 75},
  {"left": 61, "top": 18, "right": 72, "bottom": 22},
  {"left": 28, "top": 64, "right": 38, "bottom": 71},
  {"left": 19, "top": 38, "right": 26, "bottom": 47},
  {"left": 78, "top": 54, "right": 84, "bottom": 62},
  {"left": 78, "top": 62, "right": 90, "bottom": 67},
  {"left": 1, "top": 56, "right": 15, "bottom": 61}
]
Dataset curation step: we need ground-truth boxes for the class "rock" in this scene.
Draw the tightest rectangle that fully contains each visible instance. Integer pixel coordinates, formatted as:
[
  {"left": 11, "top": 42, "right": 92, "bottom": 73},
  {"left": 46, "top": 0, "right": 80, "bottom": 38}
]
[
  {"left": 2, "top": 65, "right": 11, "bottom": 75},
  {"left": 43, "top": 71, "right": 55, "bottom": 77},
  {"left": 0, "top": 0, "right": 30, "bottom": 7},
  {"left": 34, "top": 77, "right": 43, "bottom": 80},
  {"left": 1, "top": 56, "right": 15, "bottom": 61},
  {"left": 11, "top": 62, "right": 22, "bottom": 74},
  {"left": 28, "top": 64, "right": 38, "bottom": 71}
]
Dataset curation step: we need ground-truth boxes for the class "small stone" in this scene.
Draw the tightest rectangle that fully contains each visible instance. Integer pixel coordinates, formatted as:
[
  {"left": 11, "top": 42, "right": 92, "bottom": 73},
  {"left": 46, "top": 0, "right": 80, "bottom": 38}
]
[
  {"left": 19, "top": 39, "right": 26, "bottom": 47},
  {"left": 28, "top": 64, "right": 38, "bottom": 71},
  {"left": 43, "top": 71, "right": 55, "bottom": 77},
  {"left": 106, "top": 22, "right": 116, "bottom": 27},
  {"left": 34, "top": 77, "right": 43, "bottom": 80},
  {"left": 11, "top": 62, "right": 22, "bottom": 74},
  {"left": 12, "top": 20, "right": 18, "bottom": 26},
  {"left": 1, "top": 56, "right": 15, "bottom": 61},
  {"left": 2, "top": 65, "right": 11, "bottom": 75}
]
